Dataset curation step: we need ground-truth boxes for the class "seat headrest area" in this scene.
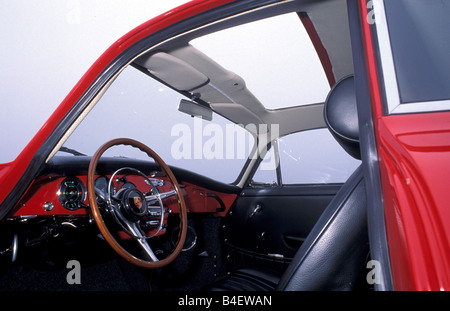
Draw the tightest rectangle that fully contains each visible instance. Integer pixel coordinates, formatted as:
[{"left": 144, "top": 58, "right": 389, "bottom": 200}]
[{"left": 324, "top": 75, "right": 361, "bottom": 160}]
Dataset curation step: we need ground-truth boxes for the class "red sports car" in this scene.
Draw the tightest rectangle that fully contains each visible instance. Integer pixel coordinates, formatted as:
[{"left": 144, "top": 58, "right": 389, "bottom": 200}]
[{"left": 0, "top": 0, "right": 449, "bottom": 293}]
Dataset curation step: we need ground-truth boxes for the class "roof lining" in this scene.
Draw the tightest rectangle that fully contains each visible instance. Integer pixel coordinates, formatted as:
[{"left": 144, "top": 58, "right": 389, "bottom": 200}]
[{"left": 133, "top": 0, "right": 350, "bottom": 137}]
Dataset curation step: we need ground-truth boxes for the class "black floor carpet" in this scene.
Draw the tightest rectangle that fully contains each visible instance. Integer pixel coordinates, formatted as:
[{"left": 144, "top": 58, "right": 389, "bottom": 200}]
[{"left": 0, "top": 215, "right": 225, "bottom": 291}]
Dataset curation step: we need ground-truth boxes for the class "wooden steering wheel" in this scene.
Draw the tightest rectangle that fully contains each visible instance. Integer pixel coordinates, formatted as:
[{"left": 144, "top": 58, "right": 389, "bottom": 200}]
[{"left": 87, "top": 138, "right": 187, "bottom": 269}]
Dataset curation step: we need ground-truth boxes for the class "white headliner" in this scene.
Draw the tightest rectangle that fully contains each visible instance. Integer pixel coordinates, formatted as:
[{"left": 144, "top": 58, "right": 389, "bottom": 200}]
[{"left": 135, "top": 0, "right": 352, "bottom": 139}]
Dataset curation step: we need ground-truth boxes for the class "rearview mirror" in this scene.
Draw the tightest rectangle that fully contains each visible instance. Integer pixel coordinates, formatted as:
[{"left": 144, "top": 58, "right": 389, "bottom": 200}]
[{"left": 178, "top": 99, "right": 212, "bottom": 121}]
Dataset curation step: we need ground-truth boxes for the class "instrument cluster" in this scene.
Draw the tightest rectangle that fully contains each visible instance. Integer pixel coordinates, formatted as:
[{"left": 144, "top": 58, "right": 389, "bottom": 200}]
[{"left": 57, "top": 177, "right": 87, "bottom": 211}]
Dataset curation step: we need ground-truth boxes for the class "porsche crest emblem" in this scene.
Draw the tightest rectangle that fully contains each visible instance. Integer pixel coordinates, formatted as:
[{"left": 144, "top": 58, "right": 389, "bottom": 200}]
[{"left": 133, "top": 197, "right": 143, "bottom": 210}]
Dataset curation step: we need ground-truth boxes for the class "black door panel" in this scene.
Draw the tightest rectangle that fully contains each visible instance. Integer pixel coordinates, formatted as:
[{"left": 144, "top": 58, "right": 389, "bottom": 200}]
[{"left": 221, "top": 184, "right": 342, "bottom": 272}]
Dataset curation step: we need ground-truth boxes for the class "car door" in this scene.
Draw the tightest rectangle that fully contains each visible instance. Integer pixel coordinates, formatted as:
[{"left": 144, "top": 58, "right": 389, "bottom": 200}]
[
  {"left": 220, "top": 128, "right": 361, "bottom": 273},
  {"left": 351, "top": 0, "right": 450, "bottom": 290}
]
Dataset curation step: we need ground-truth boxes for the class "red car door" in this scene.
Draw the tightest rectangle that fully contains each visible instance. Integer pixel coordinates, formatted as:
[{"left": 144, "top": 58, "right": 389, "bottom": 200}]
[{"left": 355, "top": 0, "right": 450, "bottom": 290}]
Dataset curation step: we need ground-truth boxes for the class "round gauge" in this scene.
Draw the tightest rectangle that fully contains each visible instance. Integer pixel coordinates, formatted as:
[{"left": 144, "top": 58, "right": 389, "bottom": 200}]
[
  {"left": 58, "top": 177, "right": 87, "bottom": 210},
  {"left": 94, "top": 176, "right": 115, "bottom": 194}
]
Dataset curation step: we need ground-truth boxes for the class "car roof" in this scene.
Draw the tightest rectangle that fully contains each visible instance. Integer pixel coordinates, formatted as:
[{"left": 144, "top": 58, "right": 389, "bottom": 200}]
[{"left": 132, "top": 0, "right": 352, "bottom": 138}]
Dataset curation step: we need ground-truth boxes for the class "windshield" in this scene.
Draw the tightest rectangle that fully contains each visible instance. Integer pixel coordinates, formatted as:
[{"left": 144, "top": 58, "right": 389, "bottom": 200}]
[{"left": 60, "top": 66, "right": 255, "bottom": 183}]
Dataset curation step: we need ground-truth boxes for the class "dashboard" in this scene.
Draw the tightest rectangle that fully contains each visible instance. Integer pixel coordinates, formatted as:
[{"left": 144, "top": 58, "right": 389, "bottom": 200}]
[{"left": 9, "top": 156, "right": 238, "bottom": 221}]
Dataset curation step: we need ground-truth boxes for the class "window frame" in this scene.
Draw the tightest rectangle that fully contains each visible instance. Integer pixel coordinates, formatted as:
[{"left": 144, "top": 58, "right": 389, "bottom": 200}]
[{"left": 373, "top": 0, "right": 450, "bottom": 115}]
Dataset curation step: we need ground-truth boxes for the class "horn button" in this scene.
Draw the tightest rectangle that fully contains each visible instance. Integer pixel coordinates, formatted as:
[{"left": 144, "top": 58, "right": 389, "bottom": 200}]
[{"left": 120, "top": 188, "right": 148, "bottom": 221}]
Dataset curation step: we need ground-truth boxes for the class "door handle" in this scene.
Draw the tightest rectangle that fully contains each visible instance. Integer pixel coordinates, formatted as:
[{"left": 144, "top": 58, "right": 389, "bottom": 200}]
[{"left": 248, "top": 204, "right": 262, "bottom": 220}]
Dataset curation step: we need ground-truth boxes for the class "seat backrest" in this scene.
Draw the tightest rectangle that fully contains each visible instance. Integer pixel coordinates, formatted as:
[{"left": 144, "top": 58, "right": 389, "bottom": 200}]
[{"left": 276, "top": 75, "right": 368, "bottom": 291}]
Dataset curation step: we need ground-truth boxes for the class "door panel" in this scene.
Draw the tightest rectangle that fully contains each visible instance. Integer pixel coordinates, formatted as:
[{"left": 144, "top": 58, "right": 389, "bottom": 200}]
[{"left": 220, "top": 184, "right": 342, "bottom": 273}]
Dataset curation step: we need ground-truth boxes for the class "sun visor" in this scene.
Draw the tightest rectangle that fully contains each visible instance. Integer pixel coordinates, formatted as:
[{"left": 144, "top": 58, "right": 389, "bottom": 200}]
[{"left": 136, "top": 52, "right": 209, "bottom": 91}]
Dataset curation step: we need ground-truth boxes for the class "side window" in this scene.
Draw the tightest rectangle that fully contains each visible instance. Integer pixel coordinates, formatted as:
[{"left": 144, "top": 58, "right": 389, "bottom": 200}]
[{"left": 251, "top": 129, "right": 360, "bottom": 185}]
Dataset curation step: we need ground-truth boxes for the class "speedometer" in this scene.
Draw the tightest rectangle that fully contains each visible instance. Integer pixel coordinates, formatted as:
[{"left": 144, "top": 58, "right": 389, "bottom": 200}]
[
  {"left": 94, "top": 176, "right": 115, "bottom": 194},
  {"left": 57, "top": 177, "right": 86, "bottom": 210}
]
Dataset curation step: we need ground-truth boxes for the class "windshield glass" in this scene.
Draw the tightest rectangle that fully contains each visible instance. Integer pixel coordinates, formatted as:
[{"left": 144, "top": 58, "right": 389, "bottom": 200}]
[{"left": 61, "top": 66, "right": 255, "bottom": 183}]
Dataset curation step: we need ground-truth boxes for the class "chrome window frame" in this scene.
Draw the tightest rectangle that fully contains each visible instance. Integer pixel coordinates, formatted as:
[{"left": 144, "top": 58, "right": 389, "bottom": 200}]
[{"left": 373, "top": 0, "right": 450, "bottom": 115}]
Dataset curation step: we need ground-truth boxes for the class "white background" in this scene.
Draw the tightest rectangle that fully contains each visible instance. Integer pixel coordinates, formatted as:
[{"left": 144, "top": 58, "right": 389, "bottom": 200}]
[{"left": 0, "top": 0, "right": 187, "bottom": 163}]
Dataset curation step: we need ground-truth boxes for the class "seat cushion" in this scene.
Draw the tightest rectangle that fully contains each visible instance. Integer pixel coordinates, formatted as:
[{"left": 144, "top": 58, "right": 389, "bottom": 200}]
[{"left": 207, "top": 268, "right": 281, "bottom": 291}]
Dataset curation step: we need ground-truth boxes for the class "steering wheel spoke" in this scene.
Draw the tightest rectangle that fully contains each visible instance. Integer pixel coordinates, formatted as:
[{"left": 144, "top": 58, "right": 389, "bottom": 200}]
[
  {"left": 126, "top": 221, "right": 159, "bottom": 262},
  {"left": 145, "top": 189, "right": 177, "bottom": 205}
]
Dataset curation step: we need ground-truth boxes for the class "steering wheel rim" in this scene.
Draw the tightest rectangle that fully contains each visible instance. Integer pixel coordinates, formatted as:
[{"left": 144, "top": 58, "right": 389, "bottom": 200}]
[{"left": 87, "top": 138, "right": 187, "bottom": 269}]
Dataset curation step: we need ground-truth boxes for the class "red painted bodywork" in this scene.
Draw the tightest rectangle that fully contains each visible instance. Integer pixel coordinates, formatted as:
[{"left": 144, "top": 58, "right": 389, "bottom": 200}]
[
  {"left": 359, "top": 0, "right": 450, "bottom": 290},
  {"left": 299, "top": 13, "right": 336, "bottom": 87},
  {"left": 1, "top": 0, "right": 449, "bottom": 291}
]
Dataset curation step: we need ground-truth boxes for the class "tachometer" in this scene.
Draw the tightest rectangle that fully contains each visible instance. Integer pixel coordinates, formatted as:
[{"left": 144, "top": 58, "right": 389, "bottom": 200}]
[
  {"left": 94, "top": 176, "right": 115, "bottom": 194},
  {"left": 57, "top": 177, "right": 87, "bottom": 210}
]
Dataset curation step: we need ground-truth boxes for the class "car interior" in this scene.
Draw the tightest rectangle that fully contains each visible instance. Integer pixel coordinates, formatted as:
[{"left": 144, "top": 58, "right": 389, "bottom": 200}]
[{"left": 0, "top": 0, "right": 372, "bottom": 291}]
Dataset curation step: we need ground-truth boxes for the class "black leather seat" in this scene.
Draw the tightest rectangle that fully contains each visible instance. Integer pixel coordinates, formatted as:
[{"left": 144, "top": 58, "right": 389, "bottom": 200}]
[{"left": 208, "top": 75, "right": 368, "bottom": 291}]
